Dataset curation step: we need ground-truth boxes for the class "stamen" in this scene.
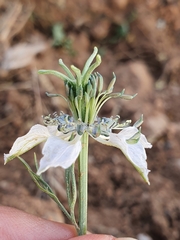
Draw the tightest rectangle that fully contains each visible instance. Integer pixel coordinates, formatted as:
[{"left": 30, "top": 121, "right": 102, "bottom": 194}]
[{"left": 43, "top": 112, "right": 131, "bottom": 138}]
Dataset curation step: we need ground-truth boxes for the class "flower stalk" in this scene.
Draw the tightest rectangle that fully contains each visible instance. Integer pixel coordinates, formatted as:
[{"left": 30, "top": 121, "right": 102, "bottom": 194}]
[{"left": 78, "top": 132, "right": 89, "bottom": 235}]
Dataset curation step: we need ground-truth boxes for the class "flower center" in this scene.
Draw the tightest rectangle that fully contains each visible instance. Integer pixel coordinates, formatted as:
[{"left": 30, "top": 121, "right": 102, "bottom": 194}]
[{"left": 43, "top": 112, "right": 131, "bottom": 138}]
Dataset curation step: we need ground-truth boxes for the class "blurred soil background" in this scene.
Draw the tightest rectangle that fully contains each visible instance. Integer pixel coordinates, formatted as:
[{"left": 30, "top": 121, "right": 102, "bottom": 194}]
[{"left": 1, "top": 0, "right": 180, "bottom": 239}]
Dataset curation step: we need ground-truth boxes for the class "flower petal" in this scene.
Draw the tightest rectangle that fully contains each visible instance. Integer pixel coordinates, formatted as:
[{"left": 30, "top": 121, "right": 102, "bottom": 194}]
[
  {"left": 124, "top": 141, "right": 151, "bottom": 184},
  {"left": 95, "top": 126, "right": 151, "bottom": 184},
  {"left": 37, "top": 135, "right": 82, "bottom": 174},
  {"left": 4, "top": 124, "right": 50, "bottom": 163}
]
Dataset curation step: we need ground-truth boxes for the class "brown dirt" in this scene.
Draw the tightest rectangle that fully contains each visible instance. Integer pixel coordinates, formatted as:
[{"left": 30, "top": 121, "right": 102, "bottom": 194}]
[{"left": 1, "top": 0, "right": 180, "bottom": 239}]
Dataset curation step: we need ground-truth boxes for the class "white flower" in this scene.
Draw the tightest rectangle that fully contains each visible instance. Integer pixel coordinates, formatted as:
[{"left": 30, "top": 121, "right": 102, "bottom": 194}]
[
  {"left": 95, "top": 126, "right": 152, "bottom": 184},
  {"left": 4, "top": 124, "right": 151, "bottom": 184},
  {"left": 4, "top": 124, "right": 82, "bottom": 174}
]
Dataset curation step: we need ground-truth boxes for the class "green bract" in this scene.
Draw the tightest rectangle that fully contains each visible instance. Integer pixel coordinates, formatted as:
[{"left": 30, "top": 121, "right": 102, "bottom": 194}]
[{"left": 38, "top": 47, "right": 135, "bottom": 124}]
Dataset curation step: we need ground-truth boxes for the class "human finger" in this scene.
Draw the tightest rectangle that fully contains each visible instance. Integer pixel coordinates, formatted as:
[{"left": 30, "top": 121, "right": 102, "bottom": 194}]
[
  {"left": 0, "top": 206, "right": 77, "bottom": 240},
  {"left": 69, "top": 234, "right": 137, "bottom": 240}
]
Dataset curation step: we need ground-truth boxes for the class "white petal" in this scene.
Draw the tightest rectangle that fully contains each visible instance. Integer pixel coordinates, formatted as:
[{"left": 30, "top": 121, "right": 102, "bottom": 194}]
[
  {"left": 37, "top": 135, "right": 82, "bottom": 174},
  {"left": 117, "top": 126, "right": 139, "bottom": 139},
  {"left": 95, "top": 126, "right": 151, "bottom": 184},
  {"left": 140, "top": 134, "right": 152, "bottom": 148},
  {"left": 47, "top": 125, "right": 72, "bottom": 140},
  {"left": 47, "top": 125, "right": 59, "bottom": 136},
  {"left": 125, "top": 142, "right": 150, "bottom": 184},
  {"left": 4, "top": 124, "right": 50, "bottom": 163}
]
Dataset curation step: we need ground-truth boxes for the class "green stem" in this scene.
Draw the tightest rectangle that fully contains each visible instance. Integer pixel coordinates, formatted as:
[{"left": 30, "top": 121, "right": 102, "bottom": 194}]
[{"left": 78, "top": 132, "right": 89, "bottom": 235}]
